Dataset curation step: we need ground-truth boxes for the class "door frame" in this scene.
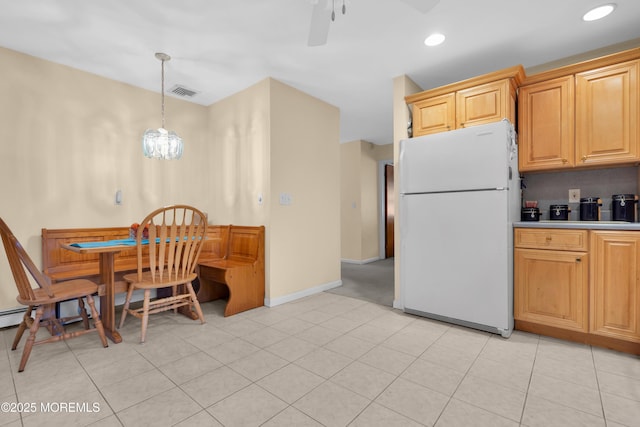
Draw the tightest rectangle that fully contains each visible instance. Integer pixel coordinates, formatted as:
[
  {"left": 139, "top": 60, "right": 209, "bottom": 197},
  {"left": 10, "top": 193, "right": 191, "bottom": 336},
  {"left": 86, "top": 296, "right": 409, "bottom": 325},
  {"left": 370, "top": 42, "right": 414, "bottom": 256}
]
[{"left": 378, "top": 159, "right": 394, "bottom": 259}]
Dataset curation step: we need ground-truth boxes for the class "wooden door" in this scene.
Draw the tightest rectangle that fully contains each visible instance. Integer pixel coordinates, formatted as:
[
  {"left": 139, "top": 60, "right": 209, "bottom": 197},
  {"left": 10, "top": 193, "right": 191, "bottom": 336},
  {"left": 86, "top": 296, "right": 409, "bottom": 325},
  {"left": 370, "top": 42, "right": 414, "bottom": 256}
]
[
  {"left": 385, "top": 164, "right": 394, "bottom": 258},
  {"left": 518, "top": 76, "right": 575, "bottom": 172},
  {"left": 575, "top": 60, "right": 639, "bottom": 166},
  {"left": 411, "top": 93, "right": 455, "bottom": 136},
  {"left": 456, "top": 79, "right": 511, "bottom": 129},
  {"left": 514, "top": 248, "right": 589, "bottom": 332},
  {"left": 591, "top": 231, "right": 640, "bottom": 343}
]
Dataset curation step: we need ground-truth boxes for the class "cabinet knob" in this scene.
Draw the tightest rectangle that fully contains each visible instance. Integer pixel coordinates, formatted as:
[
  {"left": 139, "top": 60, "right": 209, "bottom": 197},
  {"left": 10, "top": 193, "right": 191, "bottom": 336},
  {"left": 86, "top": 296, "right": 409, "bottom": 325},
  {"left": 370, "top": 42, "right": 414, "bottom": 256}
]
[
  {"left": 582, "top": 156, "right": 587, "bottom": 162},
  {"left": 576, "top": 258, "right": 581, "bottom": 263},
  {"left": 562, "top": 158, "right": 568, "bottom": 164},
  {"left": 545, "top": 236, "right": 552, "bottom": 241},
  {"left": 460, "top": 123, "right": 465, "bottom": 128}
]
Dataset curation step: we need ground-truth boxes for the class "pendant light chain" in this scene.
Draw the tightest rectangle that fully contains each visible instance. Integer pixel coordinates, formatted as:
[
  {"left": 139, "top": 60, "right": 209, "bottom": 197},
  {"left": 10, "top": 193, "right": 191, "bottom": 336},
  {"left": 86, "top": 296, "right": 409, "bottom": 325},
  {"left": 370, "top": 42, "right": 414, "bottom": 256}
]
[{"left": 161, "top": 57, "right": 166, "bottom": 129}]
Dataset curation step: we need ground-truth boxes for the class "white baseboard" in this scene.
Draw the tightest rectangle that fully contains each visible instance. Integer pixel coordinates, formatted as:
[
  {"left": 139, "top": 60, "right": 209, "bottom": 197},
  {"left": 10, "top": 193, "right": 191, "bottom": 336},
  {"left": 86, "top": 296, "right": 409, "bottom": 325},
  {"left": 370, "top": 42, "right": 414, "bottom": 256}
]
[
  {"left": 341, "top": 257, "right": 380, "bottom": 265},
  {"left": 0, "top": 289, "right": 151, "bottom": 329},
  {"left": 0, "top": 308, "right": 27, "bottom": 329},
  {"left": 265, "top": 280, "right": 342, "bottom": 307},
  {"left": 393, "top": 299, "right": 403, "bottom": 310}
]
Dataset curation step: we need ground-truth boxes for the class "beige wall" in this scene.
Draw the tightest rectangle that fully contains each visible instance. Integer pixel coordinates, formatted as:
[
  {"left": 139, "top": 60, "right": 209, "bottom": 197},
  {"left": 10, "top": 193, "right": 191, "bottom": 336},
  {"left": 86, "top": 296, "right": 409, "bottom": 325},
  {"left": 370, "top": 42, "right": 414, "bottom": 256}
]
[
  {"left": 204, "top": 79, "right": 270, "bottom": 227},
  {"left": 0, "top": 47, "right": 208, "bottom": 311},
  {"left": 269, "top": 79, "right": 341, "bottom": 300},
  {"left": 392, "top": 75, "right": 422, "bottom": 307},
  {"left": 340, "top": 140, "right": 392, "bottom": 263},
  {"left": 340, "top": 141, "right": 361, "bottom": 260},
  {"left": 0, "top": 47, "right": 340, "bottom": 312}
]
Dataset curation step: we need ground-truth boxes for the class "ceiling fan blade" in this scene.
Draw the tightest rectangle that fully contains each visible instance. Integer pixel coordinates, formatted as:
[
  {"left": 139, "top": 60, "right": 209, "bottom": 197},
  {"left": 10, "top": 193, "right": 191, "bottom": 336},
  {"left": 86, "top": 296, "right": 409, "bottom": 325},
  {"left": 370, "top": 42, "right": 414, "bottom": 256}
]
[
  {"left": 308, "top": 0, "right": 330, "bottom": 46},
  {"left": 399, "top": 0, "right": 440, "bottom": 14}
]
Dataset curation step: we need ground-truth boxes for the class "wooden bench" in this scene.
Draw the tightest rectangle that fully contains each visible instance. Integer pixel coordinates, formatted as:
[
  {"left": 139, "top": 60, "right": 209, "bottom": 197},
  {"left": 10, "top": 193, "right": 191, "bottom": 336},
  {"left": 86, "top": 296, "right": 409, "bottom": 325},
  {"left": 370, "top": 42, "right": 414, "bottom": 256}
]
[
  {"left": 196, "top": 225, "right": 265, "bottom": 316},
  {"left": 42, "top": 227, "right": 138, "bottom": 295},
  {"left": 41, "top": 225, "right": 265, "bottom": 316}
]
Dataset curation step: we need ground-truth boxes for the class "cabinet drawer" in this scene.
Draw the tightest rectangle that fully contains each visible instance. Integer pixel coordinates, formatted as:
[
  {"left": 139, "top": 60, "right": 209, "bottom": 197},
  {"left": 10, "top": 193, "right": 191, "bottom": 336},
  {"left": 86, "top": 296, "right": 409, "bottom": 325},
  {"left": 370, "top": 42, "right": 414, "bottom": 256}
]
[{"left": 514, "top": 228, "right": 588, "bottom": 251}]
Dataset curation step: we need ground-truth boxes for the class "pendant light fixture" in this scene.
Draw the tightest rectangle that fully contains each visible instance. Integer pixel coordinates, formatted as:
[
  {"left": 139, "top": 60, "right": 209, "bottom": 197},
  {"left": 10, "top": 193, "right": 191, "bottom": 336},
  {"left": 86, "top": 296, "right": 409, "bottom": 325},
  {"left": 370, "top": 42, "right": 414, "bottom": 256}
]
[{"left": 142, "top": 52, "right": 184, "bottom": 160}]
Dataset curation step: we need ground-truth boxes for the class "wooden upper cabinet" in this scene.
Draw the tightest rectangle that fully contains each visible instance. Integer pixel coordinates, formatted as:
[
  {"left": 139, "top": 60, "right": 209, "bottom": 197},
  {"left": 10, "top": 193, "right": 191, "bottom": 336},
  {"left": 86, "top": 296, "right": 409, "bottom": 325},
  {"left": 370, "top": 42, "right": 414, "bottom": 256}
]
[
  {"left": 456, "top": 79, "right": 514, "bottom": 129},
  {"left": 518, "top": 49, "right": 640, "bottom": 172},
  {"left": 412, "top": 93, "right": 455, "bottom": 136},
  {"left": 575, "top": 60, "right": 639, "bottom": 167},
  {"left": 591, "top": 231, "right": 640, "bottom": 343},
  {"left": 518, "top": 76, "right": 575, "bottom": 172},
  {"left": 406, "top": 65, "right": 524, "bottom": 138}
]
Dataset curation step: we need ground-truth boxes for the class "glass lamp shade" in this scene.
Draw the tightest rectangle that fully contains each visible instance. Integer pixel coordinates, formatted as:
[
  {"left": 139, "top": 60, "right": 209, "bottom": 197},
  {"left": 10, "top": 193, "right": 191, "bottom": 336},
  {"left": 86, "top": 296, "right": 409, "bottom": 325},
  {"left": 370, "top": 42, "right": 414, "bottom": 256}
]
[{"left": 142, "top": 127, "right": 184, "bottom": 160}]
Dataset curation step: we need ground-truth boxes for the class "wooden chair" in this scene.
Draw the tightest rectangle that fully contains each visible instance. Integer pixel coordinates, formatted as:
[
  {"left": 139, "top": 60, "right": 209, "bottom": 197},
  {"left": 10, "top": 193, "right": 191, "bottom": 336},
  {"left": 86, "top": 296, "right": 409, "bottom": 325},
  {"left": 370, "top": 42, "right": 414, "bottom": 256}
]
[
  {"left": 119, "top": 205, "right": 208, "bottom": 343},
  {"left": 0, "top": 217, "right": 108, "bottom": 372}
]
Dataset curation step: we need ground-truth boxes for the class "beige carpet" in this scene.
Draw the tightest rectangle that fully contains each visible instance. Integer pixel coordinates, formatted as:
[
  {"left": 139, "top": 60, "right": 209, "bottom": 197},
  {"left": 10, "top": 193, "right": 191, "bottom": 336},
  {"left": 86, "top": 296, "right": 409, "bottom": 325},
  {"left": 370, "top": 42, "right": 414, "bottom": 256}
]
[{"left": 328, "top": 258, "right": 394, "bottom": 306}]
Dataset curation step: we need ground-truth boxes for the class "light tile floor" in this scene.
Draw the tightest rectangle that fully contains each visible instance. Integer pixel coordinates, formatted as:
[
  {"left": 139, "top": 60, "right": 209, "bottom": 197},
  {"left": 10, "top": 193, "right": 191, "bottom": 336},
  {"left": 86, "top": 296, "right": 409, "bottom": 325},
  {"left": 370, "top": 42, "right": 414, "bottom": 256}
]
[{"left": 1, "top": 293, "right": 639, "bottom": 427}]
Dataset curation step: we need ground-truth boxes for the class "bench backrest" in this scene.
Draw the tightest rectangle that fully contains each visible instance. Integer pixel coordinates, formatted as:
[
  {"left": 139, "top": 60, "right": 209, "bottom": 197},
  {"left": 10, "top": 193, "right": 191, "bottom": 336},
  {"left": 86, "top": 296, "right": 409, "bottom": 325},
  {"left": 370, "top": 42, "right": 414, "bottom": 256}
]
[
  {"left": 42, "top": 225, "right": 230, "bottom": 282},
  {"left": 42, "top": 227, "right": 136, "bottom": 282},
  {"left": 226, "top": 225, "right": 265, "bottom": 264}
]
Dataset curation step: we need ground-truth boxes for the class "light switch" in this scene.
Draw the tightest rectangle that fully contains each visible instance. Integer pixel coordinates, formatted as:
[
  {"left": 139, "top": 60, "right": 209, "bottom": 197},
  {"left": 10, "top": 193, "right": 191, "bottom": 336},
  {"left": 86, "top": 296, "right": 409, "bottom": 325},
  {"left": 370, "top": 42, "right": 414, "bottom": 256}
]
[
  {"left": 279, "top": 192, "right": 292, "bottom": 206},
  {"left": 115, "top": 190, "right": 122, "bottom": 205}
]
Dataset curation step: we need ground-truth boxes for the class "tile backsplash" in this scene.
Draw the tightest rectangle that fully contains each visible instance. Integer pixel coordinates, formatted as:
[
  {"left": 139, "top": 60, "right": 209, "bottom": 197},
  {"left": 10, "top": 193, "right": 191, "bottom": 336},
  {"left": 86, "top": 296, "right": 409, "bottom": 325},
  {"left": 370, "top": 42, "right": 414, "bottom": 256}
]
[{"left": 521, "top": 166, "right": 638, "bottom": 221}]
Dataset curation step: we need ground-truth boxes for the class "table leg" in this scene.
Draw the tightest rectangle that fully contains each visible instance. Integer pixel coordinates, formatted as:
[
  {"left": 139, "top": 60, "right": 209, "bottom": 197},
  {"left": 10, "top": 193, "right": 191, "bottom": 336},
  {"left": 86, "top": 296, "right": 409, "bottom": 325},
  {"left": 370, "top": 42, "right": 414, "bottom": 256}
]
[{"left": 99, "top": 252, "right": 122, "bottom": 343}]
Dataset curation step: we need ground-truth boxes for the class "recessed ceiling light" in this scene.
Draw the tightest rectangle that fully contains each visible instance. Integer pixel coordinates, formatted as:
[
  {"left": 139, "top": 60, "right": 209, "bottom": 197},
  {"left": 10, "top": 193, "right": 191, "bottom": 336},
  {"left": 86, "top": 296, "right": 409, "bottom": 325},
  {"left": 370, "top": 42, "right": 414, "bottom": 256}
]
[
  {"left": 424, "top": 33, "right": 445, "bottom": 47},
  {"left": 583, "top": 3, "right": 616, "bottom": 21}
]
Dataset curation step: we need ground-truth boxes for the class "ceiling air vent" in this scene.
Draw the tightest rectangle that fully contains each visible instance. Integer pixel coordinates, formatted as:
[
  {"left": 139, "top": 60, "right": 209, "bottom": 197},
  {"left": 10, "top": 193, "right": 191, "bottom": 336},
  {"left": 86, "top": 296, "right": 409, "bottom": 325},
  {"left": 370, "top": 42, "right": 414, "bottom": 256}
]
[{"left": 168, "top": 84, "right": 199, "bottom": 98}]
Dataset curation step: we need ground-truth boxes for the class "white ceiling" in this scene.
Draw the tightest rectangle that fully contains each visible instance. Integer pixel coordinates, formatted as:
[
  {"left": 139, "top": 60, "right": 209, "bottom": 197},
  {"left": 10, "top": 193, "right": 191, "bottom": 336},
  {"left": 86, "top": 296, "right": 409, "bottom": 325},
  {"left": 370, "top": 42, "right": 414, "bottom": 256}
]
[{"left": 1, "top": 0, "right": 639, "bottom": 145}]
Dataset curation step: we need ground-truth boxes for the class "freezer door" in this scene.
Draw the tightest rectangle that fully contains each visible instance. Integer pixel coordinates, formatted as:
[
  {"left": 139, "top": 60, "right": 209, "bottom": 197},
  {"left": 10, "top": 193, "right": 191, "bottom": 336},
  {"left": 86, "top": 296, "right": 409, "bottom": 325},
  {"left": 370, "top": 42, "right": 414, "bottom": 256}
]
[
  {"left": 399, "top": 120, "right": 517, "bottom": 194},
  {"left": 400, "top": 190, "right": 513, "bottom": 333}
]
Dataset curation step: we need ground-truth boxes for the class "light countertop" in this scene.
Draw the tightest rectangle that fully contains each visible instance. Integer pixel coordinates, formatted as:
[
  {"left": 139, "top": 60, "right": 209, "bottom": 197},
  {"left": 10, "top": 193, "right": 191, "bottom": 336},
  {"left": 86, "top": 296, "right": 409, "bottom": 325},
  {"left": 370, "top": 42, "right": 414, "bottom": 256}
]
[{"left": 514, "top": 221, "right": 640, "bottom": 231}]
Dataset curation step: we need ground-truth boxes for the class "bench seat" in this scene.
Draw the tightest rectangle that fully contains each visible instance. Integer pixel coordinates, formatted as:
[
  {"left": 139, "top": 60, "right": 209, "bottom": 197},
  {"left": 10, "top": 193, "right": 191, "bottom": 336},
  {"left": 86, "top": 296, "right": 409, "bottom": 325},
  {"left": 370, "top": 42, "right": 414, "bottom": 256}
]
[{"left": 196, "top": 225, "right": 265, "bottom": 316}]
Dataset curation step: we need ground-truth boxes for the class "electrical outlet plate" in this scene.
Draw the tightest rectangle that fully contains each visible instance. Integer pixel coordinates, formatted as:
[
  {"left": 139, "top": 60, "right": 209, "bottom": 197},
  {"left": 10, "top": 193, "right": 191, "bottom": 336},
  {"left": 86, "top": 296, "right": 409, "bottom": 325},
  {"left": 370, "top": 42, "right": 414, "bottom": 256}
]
[
  {"left": 569, "top": 189, "right": 580, "bottom": 203},
  {"left": 279, "top": 192, "right": 292, "bottom": 206}
]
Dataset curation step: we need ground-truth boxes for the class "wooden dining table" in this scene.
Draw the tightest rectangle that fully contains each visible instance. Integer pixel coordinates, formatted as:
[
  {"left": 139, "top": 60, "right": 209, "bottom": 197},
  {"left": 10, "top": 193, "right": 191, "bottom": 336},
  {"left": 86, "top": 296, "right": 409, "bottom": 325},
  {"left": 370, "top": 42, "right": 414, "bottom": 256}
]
[{"left": 61, "top": 243, "right": 127, "bottom": 343}]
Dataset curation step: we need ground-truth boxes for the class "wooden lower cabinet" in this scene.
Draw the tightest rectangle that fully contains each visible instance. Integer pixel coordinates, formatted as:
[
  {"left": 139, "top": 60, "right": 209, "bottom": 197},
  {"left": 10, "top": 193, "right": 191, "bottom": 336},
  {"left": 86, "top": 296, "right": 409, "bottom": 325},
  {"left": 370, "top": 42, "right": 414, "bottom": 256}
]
[
  {"left": 591, "top": 231, "right": 640, "bottom": 343},
  {"left": 515, "top": 248, "right": 588, "bottom": 332},
  {"left": 514, "top": 228, "right": 640, "bottom": 355}
]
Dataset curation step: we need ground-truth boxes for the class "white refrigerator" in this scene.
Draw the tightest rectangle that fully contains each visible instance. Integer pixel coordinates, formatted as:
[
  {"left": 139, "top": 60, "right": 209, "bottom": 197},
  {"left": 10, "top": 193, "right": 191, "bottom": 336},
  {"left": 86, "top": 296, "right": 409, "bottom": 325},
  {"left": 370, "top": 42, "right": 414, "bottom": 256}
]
[{"left": 399, "top": 119, "right": 519, "bottom": 338}]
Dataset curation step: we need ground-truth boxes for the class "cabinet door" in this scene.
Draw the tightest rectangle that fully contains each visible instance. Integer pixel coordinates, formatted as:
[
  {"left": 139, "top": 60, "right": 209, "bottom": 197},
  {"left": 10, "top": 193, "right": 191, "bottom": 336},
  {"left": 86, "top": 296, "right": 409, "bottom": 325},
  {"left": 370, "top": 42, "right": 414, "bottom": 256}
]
[
  {"left": 518, "top": 76, "right": 575, "bottom": 172},
  {"left": 412, "top": 93, "right": 455, "bottom": 136},
  {"left": 575, "top": 60, "right": 639, "bottom": 166},
  {"left": 456, "top": 80, "right": 512, "bottom": 129},
  {"left": 591, "top": 232, "right": 640, "bottom": 342},
  {"left": 515, "top": 248, "right": 588, "bottom": 332}
]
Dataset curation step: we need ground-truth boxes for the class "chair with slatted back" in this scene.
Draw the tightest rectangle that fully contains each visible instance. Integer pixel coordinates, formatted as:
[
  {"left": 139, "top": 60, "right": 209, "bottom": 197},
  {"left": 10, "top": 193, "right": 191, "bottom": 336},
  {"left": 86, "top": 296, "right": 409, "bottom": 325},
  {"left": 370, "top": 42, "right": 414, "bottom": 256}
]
[
  {"left": 119, "top": 205, "right": 208, "bottom": 343},
  {"left": 0, "top": 217, "right": 108, "bottom": 372}
]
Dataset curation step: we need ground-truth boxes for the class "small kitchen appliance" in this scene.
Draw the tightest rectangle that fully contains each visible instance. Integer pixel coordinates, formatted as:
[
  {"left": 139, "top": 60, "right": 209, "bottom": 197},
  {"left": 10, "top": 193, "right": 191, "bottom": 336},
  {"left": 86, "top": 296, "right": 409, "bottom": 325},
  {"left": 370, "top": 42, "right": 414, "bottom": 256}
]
[
  {"left": 549, "top": 204, "right": 570, "bottom": 220},
  {"left": 579, "top": 197, "right": 601, "bottom": 221},
  {"left": 612, "top": 194, "right": 637, "bottom": 222},
  {"left": 521, "top": 207, "right": 540, "bottom": 221}
]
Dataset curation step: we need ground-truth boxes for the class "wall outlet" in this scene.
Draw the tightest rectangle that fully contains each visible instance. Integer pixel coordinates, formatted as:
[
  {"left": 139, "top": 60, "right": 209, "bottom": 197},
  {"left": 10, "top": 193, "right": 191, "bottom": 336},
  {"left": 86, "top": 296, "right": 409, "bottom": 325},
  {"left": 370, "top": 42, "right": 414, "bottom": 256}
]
[{"left": 569, "top": 188, "right": 580, "bottom": 203}]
